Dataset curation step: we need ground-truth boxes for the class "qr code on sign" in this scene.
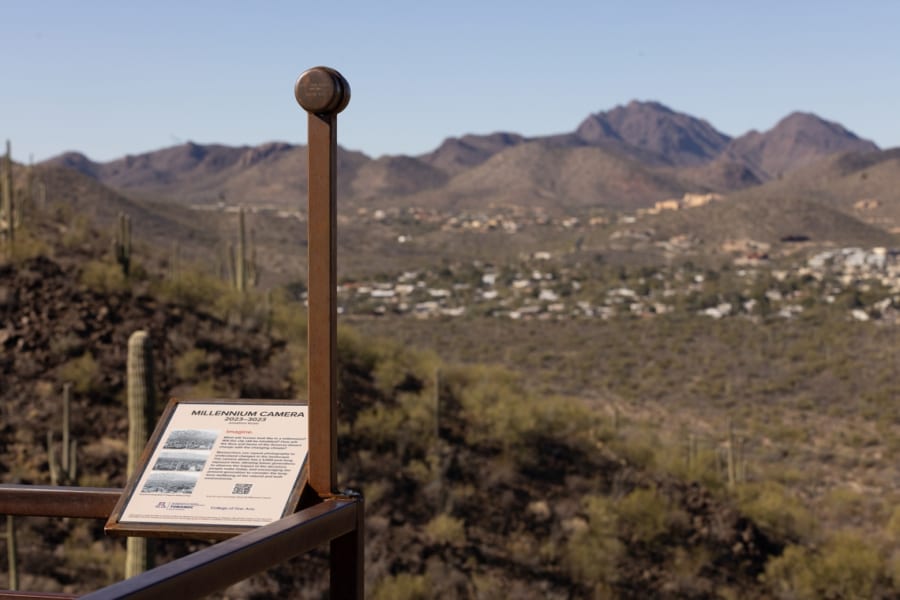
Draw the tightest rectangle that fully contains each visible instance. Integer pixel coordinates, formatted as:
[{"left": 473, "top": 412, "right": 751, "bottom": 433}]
[{"left": 232, "top": 483, "right": 253, "bottom": 495}]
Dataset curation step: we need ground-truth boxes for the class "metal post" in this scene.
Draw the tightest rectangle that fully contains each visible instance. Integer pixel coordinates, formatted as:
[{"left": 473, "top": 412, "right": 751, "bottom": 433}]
[
  {"left": 294, "top": 67, "right": 350, "bottom": 498},
  {"left": 330, "top": 494, "right": 364, "bottom": 599},
  {"left": 295, "top": 66, "right": 361, "bottom": 600}
]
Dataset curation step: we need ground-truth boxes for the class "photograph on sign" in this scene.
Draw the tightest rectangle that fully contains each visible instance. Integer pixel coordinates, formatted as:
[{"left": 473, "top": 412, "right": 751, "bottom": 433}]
[{"left": 106, "top": 398, "right": 308, "bottom": 538}]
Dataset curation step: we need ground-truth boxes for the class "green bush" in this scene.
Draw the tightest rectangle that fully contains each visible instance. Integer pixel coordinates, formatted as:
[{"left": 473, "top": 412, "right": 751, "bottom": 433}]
[
  {"left": 353, "top": 393, "right": 433, "bottom": 457},
  {"left": 173, "top": 348, "right": 208, "bottom": 381},
  {"left": 58, "top": 352, "right": 101, "bottom": 394},
  {"left": 764, "top": 531, "right": 886, "bottom": 599},
  {"left": 271, "top": 294, "right": 307, "bottom": 343},
  {"left": 424, "top": 513, "right": 466, "bottom": 546},
  {"left": 337, "top": 325, "right": 379, "bottom": 375},
  {"left": 886, "top": 504, "right": 900, "bottom": 540},
  {"left": 372, "top": 573, "right": 429, "bottom": 600},
  {"left": 738, "top": 481, "right": 815, "bottom": 542},
  {"left": 157, "top": 267, "right": 226, "bottom": 308},
  {"left": 615, "top": 487, "right": 671, "bottom": 543},
  {"left": 564, "top": 495, "right": 624, "bottom": 587},
  {"left": 371, "top": 339, "right": 438, "bottom": 396},
  {"left": 80, "top": 259, "right": 127, "bottom": 293}
]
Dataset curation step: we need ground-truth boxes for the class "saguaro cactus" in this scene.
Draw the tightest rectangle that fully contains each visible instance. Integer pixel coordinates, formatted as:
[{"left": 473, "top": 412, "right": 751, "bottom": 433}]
[
  {"left": 126, "top": 330, "right": 155, "bottom": 577},
  {"left": 47, "top": 383, "right": 77, "bottom": 485},
  {"left": 5, "top": 515, "right": 17, "bottom": 591},
  {"left": 230, "top": 207, "right": 259, "bottom": 292},
  {"left": 236, "top": 207, "right": 247, "bottom": 292},
  {"left": 115, "top": 212, "right": 132, "bottom": 277},
  {"left": 2, "top": 140, "right": 13, "bottom": 253}
]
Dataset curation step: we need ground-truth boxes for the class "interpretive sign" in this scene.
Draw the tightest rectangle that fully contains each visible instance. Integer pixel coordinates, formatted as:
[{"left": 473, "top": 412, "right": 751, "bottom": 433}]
[{"left": 106, "top": 398, "right": 309, "bottom": 539}]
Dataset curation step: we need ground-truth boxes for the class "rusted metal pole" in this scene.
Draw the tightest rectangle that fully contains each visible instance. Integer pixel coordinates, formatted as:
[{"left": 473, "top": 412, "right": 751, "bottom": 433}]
[
  {"left": 294, "top": 67, "right": 350, "bottom": 499},
  {"left": 295, "top": 66, "right": 362, "bottom": 600}
]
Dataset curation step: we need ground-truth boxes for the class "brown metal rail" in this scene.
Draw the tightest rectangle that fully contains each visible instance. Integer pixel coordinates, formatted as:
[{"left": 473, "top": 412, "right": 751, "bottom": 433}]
[
  {"left": 79, "top": 497, "right": 361, "bottom": 600},
  {"left": 0, "top": 490, "right": 362, "bottom": 599},
  {"left": 0, "top": 592, "right": 79, "bottom": 599},
  {"left": 0, "top": 486, "right": 120, "bottom": 520}
]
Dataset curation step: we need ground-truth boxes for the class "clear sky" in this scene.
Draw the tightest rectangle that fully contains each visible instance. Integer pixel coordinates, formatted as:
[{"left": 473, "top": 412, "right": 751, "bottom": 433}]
[{"left": 2, "top": 1, "right": 899, "bottom": 163}]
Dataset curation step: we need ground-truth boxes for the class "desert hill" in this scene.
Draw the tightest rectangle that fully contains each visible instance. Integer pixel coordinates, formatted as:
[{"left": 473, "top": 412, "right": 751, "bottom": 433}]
[
  {"left": 648, "top": 190, "right": 898, "bottom": 251},
  {"left": 404, "top": 142, "right": 689, "bottom": 211},
  {"left": 418, "top": 131, "right": 526, "bottom": 175},
  {"left": 756, "top": 147, "right": 900, "bottom": 226}
]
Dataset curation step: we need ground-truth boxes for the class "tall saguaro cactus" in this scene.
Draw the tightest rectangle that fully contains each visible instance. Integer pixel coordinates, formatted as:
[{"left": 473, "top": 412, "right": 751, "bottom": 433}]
[
  {"left": 47, "top": 383, "right": 78, "bottom": 485},
  {"left": 5, "top": 515, "right": 17, "bottom": 591},
  {"left": 2, "top": 140, "right": 13, "bottom": 254},
  {"left": 236, "top": 207, "right": 247, "bottom": 292},
  {"left": 230, "top": 207, "right": 259, "bottom": 292},
  {"left": 115, "top": 212, "right": 132, "bottom": 277},
  {"left": 126, "top": 331, "right": 155, "bottom": 578}
]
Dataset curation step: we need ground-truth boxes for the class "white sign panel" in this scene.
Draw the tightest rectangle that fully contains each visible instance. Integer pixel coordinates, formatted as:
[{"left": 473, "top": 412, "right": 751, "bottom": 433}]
[{"left": 116, "top": 401, "right": 308, "bottom": 530}]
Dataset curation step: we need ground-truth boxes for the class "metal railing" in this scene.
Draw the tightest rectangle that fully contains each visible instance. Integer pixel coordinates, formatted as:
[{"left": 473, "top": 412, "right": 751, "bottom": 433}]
[{"left": 0, "top": 67, "right": 362, "bottom": 599}]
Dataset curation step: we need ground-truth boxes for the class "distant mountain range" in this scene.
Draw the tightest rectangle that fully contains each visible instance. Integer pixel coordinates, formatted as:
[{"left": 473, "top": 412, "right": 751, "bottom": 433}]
[{"left": 44, "top": 101, "right": 881, "bottom": 213}]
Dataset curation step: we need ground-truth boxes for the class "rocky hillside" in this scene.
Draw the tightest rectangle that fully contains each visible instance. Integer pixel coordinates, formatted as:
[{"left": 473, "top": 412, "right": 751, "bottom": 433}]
[{"left": 0, "top": 218, "right": 849, "bottom": 598}]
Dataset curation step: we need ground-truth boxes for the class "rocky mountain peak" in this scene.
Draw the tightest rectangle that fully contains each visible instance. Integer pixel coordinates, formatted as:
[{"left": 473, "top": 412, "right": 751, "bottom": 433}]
[{"left": 575, "top": 100, "right": 732, "bottom": 167}]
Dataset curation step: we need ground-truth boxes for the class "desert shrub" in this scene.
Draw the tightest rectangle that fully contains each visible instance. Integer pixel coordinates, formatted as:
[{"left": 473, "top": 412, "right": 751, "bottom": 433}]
[
  {"left": 354, "top": 393, "right": 433, "bottom": 457},
  {"left": 764, "top": 531, "right": 886, "bottom": 599},
  {"left": 372, "top": 573, "right": 429, "bottom": 600},
  {"left": 337, "top": 325, "right": 379, "bottom": 374},
  {"left": 63, "top": 522, "right": 126, "bottom": 585},
  {"left": 886, "top": 504, "right": 900, "bottom": 540},
  {"left": 271, "top": 294, "right": 307, "bottom": 343},
  {"left": 49, "top": 332, "right": 85, "bottom": 358},
  {"left": 763, "top": 544, "right": 817, "bottom": 598},
  {"left": 564, "top": 495, "right": 624, "bottom": 588},
  {"left": 80, "top": 259, "right": 127, "bottom": 293},
  {"left": 156, "top": 267, "right": 237, "bottom": 315},
  {"left": 653, "top": 434, "right": 722, "bottom": 489},
  {"left": 58, "top": 352, "right": 101, "bottom": 394},
  {"left": 180, "top": 378, "right": 230, "bottom": 399},
  {"left": 424, "top": 513, "right": 466, "bottom": 546},
  {"left": 353, "top": 404, "right": 405, "bottom": 449},
  {"left": 890, "top": 555, "right": 900, "bottom": 592},
  {"left": 615, "top": 487, "right": 671, "bottom": 543},
  {"left": 4, "top": 227, "right": 51, "bottom": 262},
  {"left": 362, "top": 479, "right": 390, "bottom": 508},
  {"left": 287, "top": 343, "right": 308, "bottom": 394},
  {"left": 59, "top": 213, "right": 92, "bottom": 248},
  {"left": 456, "top": 373, "right": 535, "bottom": 450},
  {"left": 667, "top": 546, "right": 714, "bottom": 596},
  {"left": 173, "top": 348, "right": 208, "bottom": 380},
  {"left": 531, "top": 394, "right": 603, "bottom": 449},
  {"left": 815, "top": 531, "right": 886, "bottom": 599},
  {"left": 608, "top": 427, "right": 659, "bottom": 471},
  {"left": 821, "top": 486, "right": 867, "bottom": 522},
  {"left": 370, "top": 340, "right": 439, "bottom": 396},
  {"left": 471, "top": 573, "right": 506, "bottom": 599},
  {"left": 737, "top": 481, "right": 815, "bottom": 542}
]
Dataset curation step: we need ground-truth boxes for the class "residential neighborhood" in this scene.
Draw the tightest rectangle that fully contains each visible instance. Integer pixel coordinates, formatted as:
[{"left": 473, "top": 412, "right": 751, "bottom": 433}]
[{"left": 336, "top": 245, "right": 900, "bottom": 325}]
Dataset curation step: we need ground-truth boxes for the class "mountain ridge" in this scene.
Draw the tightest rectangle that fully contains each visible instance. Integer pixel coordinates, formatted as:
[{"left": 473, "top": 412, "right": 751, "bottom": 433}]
[{"left": 42, "top": 102, "right": 881, "bottom": 213}]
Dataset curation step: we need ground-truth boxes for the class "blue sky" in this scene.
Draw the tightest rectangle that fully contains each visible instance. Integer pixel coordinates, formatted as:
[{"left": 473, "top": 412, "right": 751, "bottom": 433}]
[{"left": 2, "top": 1, "right": 899, "bottom": 162}]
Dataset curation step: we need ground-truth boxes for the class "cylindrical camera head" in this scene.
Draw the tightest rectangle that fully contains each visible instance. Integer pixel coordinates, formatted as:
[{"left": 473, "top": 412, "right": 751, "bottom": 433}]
[{"left": 295, "top": 67, "right": 350, "bottom": 115}]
